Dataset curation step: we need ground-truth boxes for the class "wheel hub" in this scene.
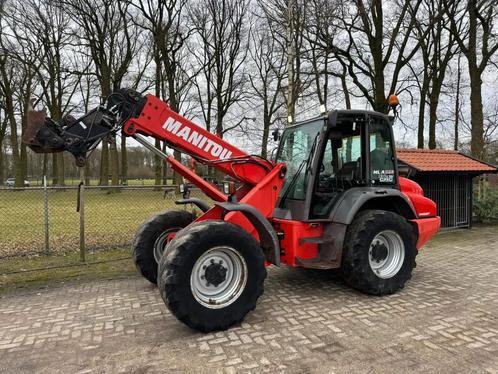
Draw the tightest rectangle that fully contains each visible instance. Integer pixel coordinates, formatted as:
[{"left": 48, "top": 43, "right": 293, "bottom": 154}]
[
  {"left": 153, "top": 228, "right": 181, "bottom": 263},
  {"left": 190, "top": 246, "right": 248, "bottom": 309},
  {"left": 370, "top": 242, "right": 388, "bottom": 263},
  {"left": 204, "top": 261, "right": 228, "bottom": 287},
  {"left": 368, "top": 230, "right": 405, "bottom": 279}
]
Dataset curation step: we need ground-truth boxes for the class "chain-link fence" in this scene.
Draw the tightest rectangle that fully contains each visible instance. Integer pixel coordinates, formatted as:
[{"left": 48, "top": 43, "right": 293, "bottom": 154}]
[{"left": 0, "top": 184, "right": 208, "bottom": 259}]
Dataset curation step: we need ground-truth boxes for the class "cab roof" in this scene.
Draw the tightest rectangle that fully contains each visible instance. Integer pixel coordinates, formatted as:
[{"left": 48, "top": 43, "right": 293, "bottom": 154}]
[{"left": 290, "top": 109, "right": 393, "bottom": 128}]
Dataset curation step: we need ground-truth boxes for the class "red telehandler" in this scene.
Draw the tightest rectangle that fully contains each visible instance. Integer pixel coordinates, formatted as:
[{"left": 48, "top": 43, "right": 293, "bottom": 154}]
[{"left": 24, "top": 89, "right": 440, "bottom": 332}]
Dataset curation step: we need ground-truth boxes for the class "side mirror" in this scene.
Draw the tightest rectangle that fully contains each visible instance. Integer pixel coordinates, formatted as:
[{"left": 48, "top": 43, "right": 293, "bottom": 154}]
[{"left": 272, "top": 128, "right": 281, "bottom": 142}]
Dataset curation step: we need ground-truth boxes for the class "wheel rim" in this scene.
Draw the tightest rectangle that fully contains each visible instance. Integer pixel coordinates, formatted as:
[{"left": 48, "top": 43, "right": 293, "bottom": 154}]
[
  {"left": 368, "top": 230, "right": 405, "bottom": 279},
  {"left": 190, "top": 246, "right": 247, "bottom": 309},
  {"left": 153, "top": 228, "right": 180, "bottom": 263}
]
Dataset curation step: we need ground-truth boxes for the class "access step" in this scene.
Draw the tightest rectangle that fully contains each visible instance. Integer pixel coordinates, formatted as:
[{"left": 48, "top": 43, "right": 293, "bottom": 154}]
[
  {"left": 295, "top": 257, "right": 340, "bottom": 270},
  {"left": 298, "top": 236, "right": 334, "bottom": 245}
]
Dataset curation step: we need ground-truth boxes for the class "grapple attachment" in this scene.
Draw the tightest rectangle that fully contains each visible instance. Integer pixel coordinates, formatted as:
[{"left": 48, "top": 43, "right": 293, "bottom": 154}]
[
  {"left": 23, "top": 104, "right": 66, "bottom": 154},
  {"left": 23, "top": 89, "right": 146, "bottom": 166},
  {"left": 24, "top": 106, "right": 114, "bottom": 166}
]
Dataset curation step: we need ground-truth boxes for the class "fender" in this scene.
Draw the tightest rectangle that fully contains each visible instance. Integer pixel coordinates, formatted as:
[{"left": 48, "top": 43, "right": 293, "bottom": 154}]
[
  {"left": 214, "top": 201, "right": 280, "bottom": 266},
  {"left": 330, "top": 187, "right": 417, "bottom": 225},
  {"left": 175, "top": 198, "right": 211, "bottom": 213}
]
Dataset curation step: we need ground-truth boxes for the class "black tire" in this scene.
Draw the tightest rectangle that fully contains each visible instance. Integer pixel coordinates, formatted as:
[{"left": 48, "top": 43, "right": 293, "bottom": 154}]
[
  {"left": 132, "top": 210, "right": 194, "bottom": 284},
  {"left": 158, "top": 220, "right": 266, "bottom": 332},
  {"left": 341, "top": 210, "right": 417, "bottom": 295}
]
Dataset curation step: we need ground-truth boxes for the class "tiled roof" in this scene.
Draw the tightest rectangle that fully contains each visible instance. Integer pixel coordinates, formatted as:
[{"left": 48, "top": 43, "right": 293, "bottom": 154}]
[{"left": 396, "top": 148, "right": 497, "bottom": 173}]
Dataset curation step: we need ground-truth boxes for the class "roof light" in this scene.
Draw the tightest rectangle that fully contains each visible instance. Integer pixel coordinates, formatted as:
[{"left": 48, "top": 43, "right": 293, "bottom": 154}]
[{"left": 388, "top": 94, "right": 399, "bottom": 108}]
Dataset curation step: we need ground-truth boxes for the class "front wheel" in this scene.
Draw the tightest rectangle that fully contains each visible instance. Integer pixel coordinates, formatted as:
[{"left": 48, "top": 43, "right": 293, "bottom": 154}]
[
  {"left": 132, "top": 210, "right": 194, "bottom": 284},
  {"left": 341, "top": 210, "right": 417, "bottom": 295},
  {"left": 158, "top": 221, "right": 266, "bottom": 332}
]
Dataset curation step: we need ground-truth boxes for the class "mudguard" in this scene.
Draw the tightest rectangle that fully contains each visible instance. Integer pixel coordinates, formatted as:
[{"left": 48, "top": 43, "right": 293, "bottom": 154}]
[
  {"left": 330, "top": 187, "right": 417, "bottom": 225},
  {"left": 214, "top": 201, "right": 280, "bottom": 266}
]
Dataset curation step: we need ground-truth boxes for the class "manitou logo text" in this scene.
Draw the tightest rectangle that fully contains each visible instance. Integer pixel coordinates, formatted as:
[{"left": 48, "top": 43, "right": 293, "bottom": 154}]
[{"left": 162, "top": 117, "right": 233, "bottom": 160}]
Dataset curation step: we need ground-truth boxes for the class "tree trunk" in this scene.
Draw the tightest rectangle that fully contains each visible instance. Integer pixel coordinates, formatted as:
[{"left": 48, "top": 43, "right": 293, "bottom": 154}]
[
  {"left": 372, "top": 40, "right": 387, "bottom": 113},
  {"left": 100, "top": 140, "right": 109, "bottom": 185},
  {"left": 469, "top": 69, "right": 484, "bottom": 158},
  {"left": 162, "top": 141, "right": 168, "bottom": 185},
  {"left": 52, "top": 153, "right": 58, "bottom": 185},
  {"left": 454, "top": 56, "right": 461, "bottom": 151},
  {"left": 110, "top": 137, "right": 119, "bottom": 186},
  {"left": 428, "top": 94, "right": 438, "bottom": 149},
  {"left": 110, "top": 138, "right": 119, "bottom": 186},
  {"left": 7, "top": 115, "right": 22, "bottom": 187},
  {"left": 154, "top": 138, "right": 162, "bottom": 186},
  {"left": 340, "top": 72, "right": 351, "bottom": 109},
  {"left": 85, "top": 161, "right": 91, "bottom": 185},
  {"left": 42, "top": 153, "right": 47, "bottom": 178},
  {"left": 417, "top": 71, "right": 429, "bottom": 148},
  {"left": 261, "top": 111, "right": 270, "bottom": 159},
  {"left": 286, "top": 0, "right": 296, "bottom": 125},
  {"left": 173, "top": 149, "right": 182, "bottom": 186},
  {"left": 121, "top": 136, "right": 127, "bottom": 184},
  {"left": 56, "top": 153, "right": 65, "bottom": 186},
  {"left": 0, "top": 141, "right": 3, "bottom": 185}
]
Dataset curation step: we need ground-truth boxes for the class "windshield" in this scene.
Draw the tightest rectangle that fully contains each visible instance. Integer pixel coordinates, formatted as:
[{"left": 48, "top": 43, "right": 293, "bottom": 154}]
[{"left": 276, "top": 120, "right": 323, "bottom": 200}]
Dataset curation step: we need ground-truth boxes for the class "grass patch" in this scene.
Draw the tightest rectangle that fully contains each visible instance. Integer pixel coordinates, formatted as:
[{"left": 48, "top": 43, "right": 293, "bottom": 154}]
[
  {"left": 0, "top": 248, "right": 137, "bottom": 294},
  {"left": 0, "top": 187, "right": 206, "bottom": 256}
]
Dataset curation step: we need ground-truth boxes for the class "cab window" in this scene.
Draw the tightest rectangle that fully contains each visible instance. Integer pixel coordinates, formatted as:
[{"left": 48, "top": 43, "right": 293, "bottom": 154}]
[{"left": 369, "top": 120, "right": 395, "bottom": 185}]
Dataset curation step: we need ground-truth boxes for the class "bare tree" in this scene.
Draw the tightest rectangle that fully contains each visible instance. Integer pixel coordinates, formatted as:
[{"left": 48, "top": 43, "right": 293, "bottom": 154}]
[
  {"left": 248, "top": 17, "right": 286, "bottom": 158},
  {"left": 16, "top": 0, "right": 86, "bottom": 185},
  {"left": 0, "top": 0, "right": 42, "bottom": 187},
  {"left": 259, "top": 0, "right": 307, "bottom": 124},
  {"left": 412, "top": 0, "right": 458, "bottom": 149},
  {"left": 453, "top": 53, "right": 463, "bottom": 150},
  {"left": 190, "top": 0, "right": 250, "bottom": 140},
  {"left": 304, "top": 0, "right": 351, "bottom": 110},
  {"left": 444, "top": 0, "right": 498, "bottom": 158},
  {"left": 63, "top": 0, "right": 140, "bottom": 185},
  {"left": 132, "top": 0, "right": 194, "bottom": 186},
  {"left": 312, "top": 0, "right": 439, "bottom": 113},
  {"left": 0, "top": 106, "right": 8, "bottom": 184}
]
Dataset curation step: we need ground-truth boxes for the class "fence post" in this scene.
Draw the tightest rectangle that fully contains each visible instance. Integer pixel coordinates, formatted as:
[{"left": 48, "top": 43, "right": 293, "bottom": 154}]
[
  {"left": 43, "top": 175, "right": 50, "bottom": 255},
  {"left": 78, "top": 168, "right": 85, "bottom": 262}
]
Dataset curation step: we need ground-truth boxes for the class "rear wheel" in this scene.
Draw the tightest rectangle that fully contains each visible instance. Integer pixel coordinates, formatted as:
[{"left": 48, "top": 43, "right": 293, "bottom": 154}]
[
  {"left": 158, "top": 220, "right": 266, "bottom": 332},
  {"left": 132, "top": 210, "right": 193, "bottom": 284},
  {"left": 341, "top": 210, "right": 417, "bottom": 295}
]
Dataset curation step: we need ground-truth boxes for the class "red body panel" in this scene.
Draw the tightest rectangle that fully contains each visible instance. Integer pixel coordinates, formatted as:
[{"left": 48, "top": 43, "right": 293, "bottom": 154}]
[
  {"left": 412, "top": 217, "right": 441, "bottom": 249},
  {"left": 399, "top": 177, "right": 440, "bottom": 249},
  {"left": 195, "top": 164, "right": 287, "bottom": 241},
  {"left": 272, "top": 219, "right": 322, "bottom": 266},
  {"left": 399, "top": 177, "right": 437, "bottom": 218},
  {"left": 123, "top": 95, "right": 271, "bottom": 186},
  {"left": 122, "top": 94, "right": 440, "bottom": 268}
]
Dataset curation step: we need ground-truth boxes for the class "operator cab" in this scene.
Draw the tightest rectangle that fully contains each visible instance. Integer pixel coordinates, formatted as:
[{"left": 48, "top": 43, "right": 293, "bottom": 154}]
[{"left": 274, "top": 110, "right": 398, "bottom": 221}]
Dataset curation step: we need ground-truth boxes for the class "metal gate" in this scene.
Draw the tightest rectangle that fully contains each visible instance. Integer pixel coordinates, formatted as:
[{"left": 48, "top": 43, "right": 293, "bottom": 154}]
[{"left": 413, "top": 174, "right": 471, "bottom": 229}]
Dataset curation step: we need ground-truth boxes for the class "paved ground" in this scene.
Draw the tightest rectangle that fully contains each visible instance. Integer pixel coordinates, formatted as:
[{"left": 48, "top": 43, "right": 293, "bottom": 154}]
[{"left": 1, "top": 226, "right": 498, "bottom": 373}]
